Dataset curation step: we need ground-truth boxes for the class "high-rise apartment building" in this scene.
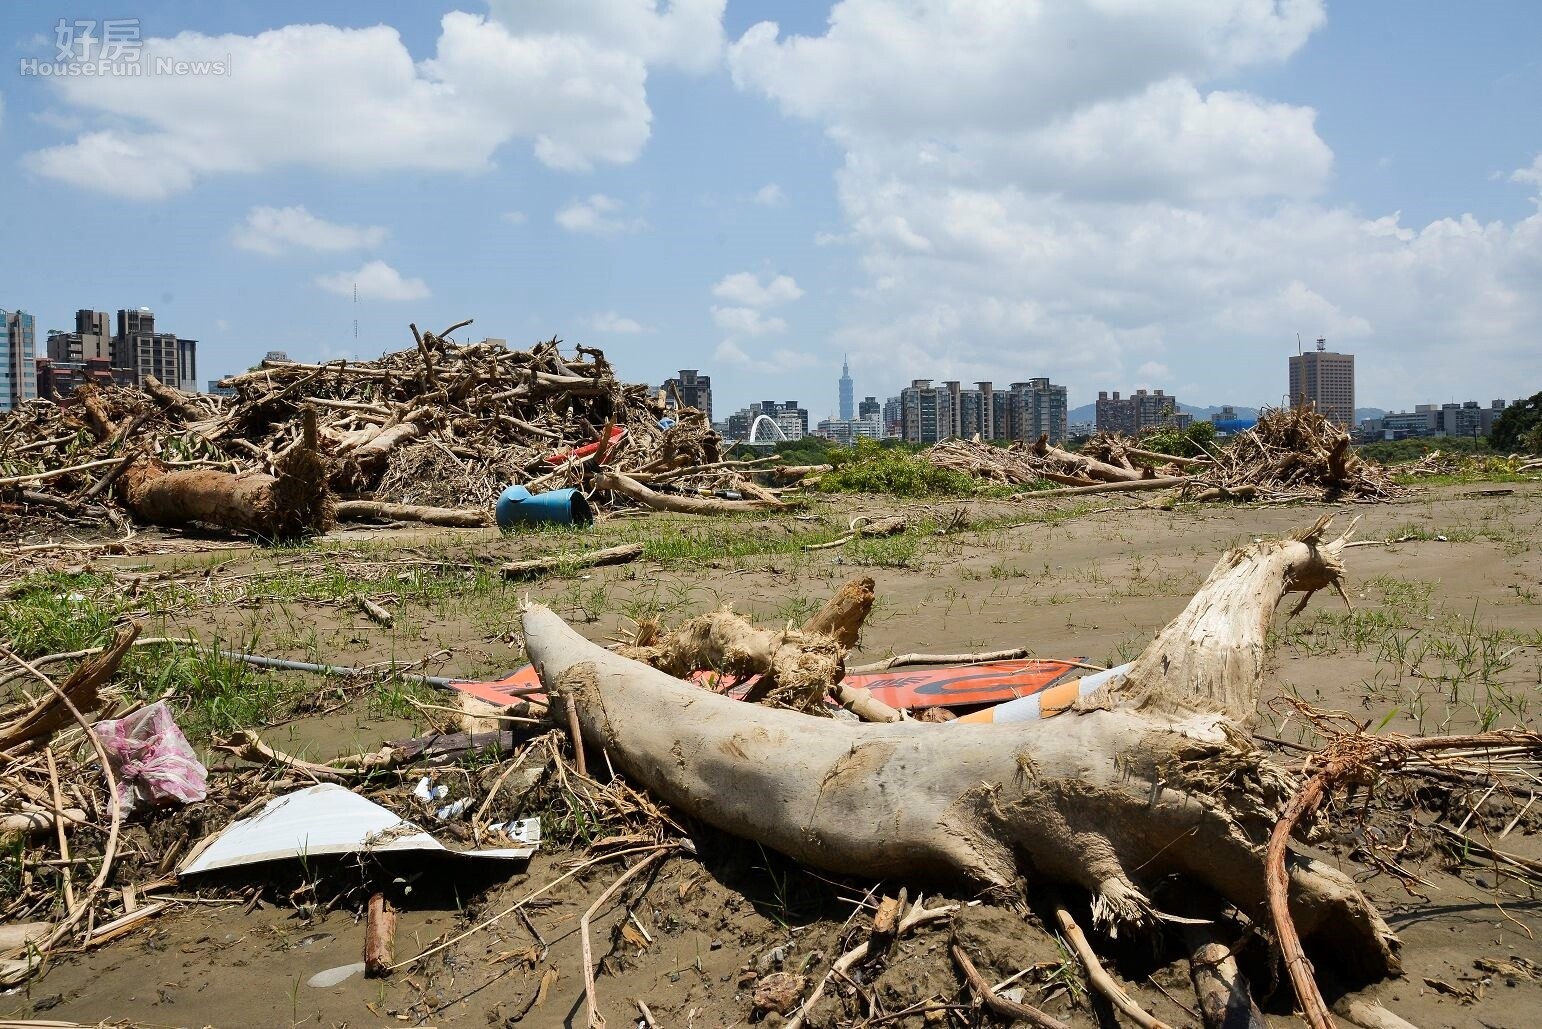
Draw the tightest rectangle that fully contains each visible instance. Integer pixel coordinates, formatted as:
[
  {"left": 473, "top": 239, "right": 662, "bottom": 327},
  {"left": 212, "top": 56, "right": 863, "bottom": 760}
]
[
  {"left": 858, "top": 396, "right": 880, "bottom": 421},
  {"left": 661, "top": 369, "right": 712, "bottom": 422},
  {"left": 1, "top": 309, "right": 38, "bottom": 412},
  {"left": 79, "top": 309, "right": 111, "bottom": 362},
  {"left": 47, "top": 309, "right": 113, "bottom": 365},
  {"left": 1010, "top": 378, "right": 1069, "bottom": 442},
  {"left": 1096, "top": 388, "right": 1179, "bottom": 435},
  {"left": 1288, "top": 340, "right": 1355, "bottom": 426},
  {"left": 838, "top": 356, "right": 854, "bottom": 421},
  {"left": 901, "top": 377, "right": 1069, "bottom": 444},
  {"left": 900, "top": 379, "right": 953, "bottom": 444},
  {"left": 112, "top": 307, "right": 196, "bottom": 391}
]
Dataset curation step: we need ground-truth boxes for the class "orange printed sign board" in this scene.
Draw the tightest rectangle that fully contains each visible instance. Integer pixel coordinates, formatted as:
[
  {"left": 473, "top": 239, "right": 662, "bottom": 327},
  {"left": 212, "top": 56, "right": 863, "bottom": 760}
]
[{"left": 449, "top": 658, "right": 1082, "bottom": 712}]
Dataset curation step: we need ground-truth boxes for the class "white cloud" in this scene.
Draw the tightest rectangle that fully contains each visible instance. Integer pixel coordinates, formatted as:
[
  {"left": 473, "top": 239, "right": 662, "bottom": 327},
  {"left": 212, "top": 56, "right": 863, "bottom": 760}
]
[
  {"left": 752, "top": 182, "right": 786, "bottom": 206},
  {"left": 23, "top": 13, "right": 663, "bottom": 198},
  {"left": 724, "top": 0, "right": 1542, "bottom": 404},
  {"left": 1137, "top": 362, "right": 1171, "bottom": 382},
  {"left": 730, "top": 0, "right": 1322, "bottom": 144},
  {"left": 502, "top": 210, "right": 528, "bottom": 226},
  {"left": 1511, "top": 155, "right": 1542, "bottom": 190},
  {"left": 711, "top": 271, "right": 803, "bottom": 307},
  {"left": 316, "top": 260, "right": 430, "bottom": 302},
  {"left": 232, "top": 205, "right": 389, "bottom": 256},
  {"left": 485, "top": 0, "right": 726, "bottom": 74},
  {"left": 711, "top": 305, "right": 787, "bottom": 335},
  {"left": 582, "top": 311, "right": 650, "bottom": 333},
  {"left": 556, "top": 194, "right": 646, "bottom": 234},
  {"left": 714, "top": 338, "right": 821, "bottom": 373}
]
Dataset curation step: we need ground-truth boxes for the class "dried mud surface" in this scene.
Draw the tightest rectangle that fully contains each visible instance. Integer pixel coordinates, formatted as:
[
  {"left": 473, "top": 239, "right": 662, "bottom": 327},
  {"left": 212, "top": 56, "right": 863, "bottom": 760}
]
[{"left": 13, "top": 484, "right": 1542, "bottom": 1028}]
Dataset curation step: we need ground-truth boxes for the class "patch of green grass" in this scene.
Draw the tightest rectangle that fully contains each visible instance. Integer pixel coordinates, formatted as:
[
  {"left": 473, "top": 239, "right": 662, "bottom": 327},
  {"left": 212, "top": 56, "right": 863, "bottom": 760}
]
[
  {"left": 0, "top": 572, "right": 126, "bottom": 657},
  {"left": 0, "top": 835, "right": 25, "bottom": 907},
  {"left": 1273, "top": 582, "right": 1542, "bottom": 736},
  {"left": 1391, "top": 467, "right": 1535, "bottom": 486},
  {"left": 125, "top": 643, "right": 301, "bottom": 740},
  {"left": 845, "top": 533, "right": 920, "bottom": 567}
]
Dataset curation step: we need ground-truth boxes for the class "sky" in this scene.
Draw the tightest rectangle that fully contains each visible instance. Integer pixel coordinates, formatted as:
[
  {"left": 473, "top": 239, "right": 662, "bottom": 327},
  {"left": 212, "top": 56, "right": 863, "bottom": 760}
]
[{"left": 0, "top": 1, "right": 1539, "bottom": 420}]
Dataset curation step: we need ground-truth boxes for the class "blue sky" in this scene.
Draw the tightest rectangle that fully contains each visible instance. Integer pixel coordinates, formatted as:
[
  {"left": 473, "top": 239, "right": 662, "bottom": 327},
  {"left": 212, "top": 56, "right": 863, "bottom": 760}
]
[{"left": 1, "top": 1, "right": 1538, "bottom": 419}]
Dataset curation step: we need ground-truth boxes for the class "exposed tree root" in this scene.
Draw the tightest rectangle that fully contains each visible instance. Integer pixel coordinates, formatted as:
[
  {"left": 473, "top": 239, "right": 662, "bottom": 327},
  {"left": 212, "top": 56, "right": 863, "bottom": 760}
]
[{"left": 619, "top": 608, "right": 843, "bottom": 713}]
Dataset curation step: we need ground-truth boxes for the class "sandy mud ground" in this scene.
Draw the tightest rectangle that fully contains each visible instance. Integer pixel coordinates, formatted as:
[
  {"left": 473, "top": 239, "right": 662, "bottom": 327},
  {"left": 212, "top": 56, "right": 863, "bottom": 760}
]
[{"left": 6, "top": 483, "right": 1541, "bottom": 1028}]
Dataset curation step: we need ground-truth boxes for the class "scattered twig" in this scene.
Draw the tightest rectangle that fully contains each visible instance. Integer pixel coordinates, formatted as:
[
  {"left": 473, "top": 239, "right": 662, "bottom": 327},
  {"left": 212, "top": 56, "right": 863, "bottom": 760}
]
[{"left": 580, "top": 848, "right": 673, "bottom": 1029}]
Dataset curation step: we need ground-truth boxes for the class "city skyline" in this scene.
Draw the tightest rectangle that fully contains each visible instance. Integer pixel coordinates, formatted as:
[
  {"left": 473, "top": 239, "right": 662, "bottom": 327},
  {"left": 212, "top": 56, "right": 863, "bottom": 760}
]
[
  {"left": 0, "top": 3, "right": 1537, "bottom": 416},
  {"left": 2, "top": 293, "right": 1521, "bottom": 427}
]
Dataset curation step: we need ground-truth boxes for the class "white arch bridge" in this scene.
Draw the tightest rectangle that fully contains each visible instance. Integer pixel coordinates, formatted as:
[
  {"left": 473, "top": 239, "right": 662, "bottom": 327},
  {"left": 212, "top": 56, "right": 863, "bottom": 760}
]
[
  {"left": 747, "top": 415, "right": 788, "bottom": 444},
  {"left": 729, "top": 414, "right": 791, "bottom": 447}
]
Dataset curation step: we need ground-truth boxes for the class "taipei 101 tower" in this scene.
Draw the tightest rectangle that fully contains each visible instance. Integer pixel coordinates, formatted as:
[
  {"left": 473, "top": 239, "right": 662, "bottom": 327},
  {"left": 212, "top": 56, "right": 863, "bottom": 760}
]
[{"left": 839, "top": 355, "right": 854, "bottom": 420}]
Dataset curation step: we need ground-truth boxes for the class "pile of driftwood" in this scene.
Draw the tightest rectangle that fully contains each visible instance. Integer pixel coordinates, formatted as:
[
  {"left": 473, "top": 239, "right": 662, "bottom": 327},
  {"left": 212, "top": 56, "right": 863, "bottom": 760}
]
[
  {"left": 926, "top": 435, "right": 1195, "bottom": 497},
  {"left": 0, "top": 323, "right": 782, "bottom": 542},
  {"left": 926, "top": 406, "right": 1409, "bottom": 503},
  {"left": 1187, "top": 406, "right": 1407, "bottom": 503}
]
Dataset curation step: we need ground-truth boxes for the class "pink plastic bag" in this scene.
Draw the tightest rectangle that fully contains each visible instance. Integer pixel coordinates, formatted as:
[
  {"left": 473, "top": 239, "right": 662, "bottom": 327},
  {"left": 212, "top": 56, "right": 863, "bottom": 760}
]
[{"left": 91, "top": 701, "right": 208, "bottom": 814}]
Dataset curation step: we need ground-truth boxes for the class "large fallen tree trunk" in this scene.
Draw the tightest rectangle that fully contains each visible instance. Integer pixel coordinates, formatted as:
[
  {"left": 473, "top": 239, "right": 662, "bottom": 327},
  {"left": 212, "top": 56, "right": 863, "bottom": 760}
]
[
  {"left": 116, "top": 409, "right": 333, "bottom": 540},
  {"left": 522, "top": 516, "right": 1398, "bottom": 992}
]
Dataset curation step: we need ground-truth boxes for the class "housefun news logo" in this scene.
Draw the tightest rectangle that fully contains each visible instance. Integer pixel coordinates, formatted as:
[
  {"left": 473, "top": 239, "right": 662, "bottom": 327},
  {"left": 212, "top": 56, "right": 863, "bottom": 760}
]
[{"left": 19, "top": 19, "right": 230, "bottom": 77}]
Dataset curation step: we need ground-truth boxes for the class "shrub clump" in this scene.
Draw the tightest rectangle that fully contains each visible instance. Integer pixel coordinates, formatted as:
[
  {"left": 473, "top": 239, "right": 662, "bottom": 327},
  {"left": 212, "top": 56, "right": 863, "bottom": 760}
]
[
  {"left": 1137, "top": 419, "right": 1217, "bottom": 459},
  {"left": 818, "top": 438, "right": 982, "bottom": 497}
]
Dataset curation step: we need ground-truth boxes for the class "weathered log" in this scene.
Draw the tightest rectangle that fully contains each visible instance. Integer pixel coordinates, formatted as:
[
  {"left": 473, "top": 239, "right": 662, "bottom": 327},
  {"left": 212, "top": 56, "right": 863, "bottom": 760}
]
[
  {"left": 1107, "top": 514, "right": 1347, "bottom": 724},
  {"left": 522, "top": 519, "right": 1399, "bottom": 988},
  {"left": 803, "top": 515, "right": 909, "bottom": 551},
  {"left": 501, "top": 542, "right": 644, "bottom": 580},
  {"left": 1332, "top": 996, "right": 1419, "bottom": 1029},
  {"left": 595, "top": 470, "right": 783, "bottom": 514},
  {"left": 800, "top": 576, "right": 875, "bottom": 649},
  {"left": 334, "top": 499, "right": 489, "bottom": 527},
  {"left": 117, "top": 409, "right": 332, "bottom": 539},
  {"left": 141, "top": 374, "right": 207, "bottom": 422},
  {"left": 1184, "top": 927, "right": 1267, "bottom": 1029},
  {"left": 1016, "top": 476, "right": 1191, "bottom": 500},
  {"left": 364, "top": 892, "right": 396, "bottom": 978},
  {"left": 799, "top": 577, "right": 903, "bottom": 723}
]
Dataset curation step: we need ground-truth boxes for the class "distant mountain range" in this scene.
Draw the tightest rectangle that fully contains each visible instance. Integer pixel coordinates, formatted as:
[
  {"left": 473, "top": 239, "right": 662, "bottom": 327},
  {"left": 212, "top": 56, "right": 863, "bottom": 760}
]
[{"left": 1067, "top": 402, "right": 1386, "bottom": 425}]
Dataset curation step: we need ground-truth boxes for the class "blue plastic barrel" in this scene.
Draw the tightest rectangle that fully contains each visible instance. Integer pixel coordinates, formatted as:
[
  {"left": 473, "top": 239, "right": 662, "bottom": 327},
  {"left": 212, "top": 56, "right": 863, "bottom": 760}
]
[{"left": 495, "top": 485, "right": 595, "bottom": 529}]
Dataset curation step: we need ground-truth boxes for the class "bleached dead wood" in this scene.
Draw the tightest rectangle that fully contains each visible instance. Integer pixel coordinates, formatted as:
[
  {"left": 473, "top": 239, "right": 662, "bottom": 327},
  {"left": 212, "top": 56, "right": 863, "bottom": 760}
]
[
  {"left": 334, "top": 499, "right": 489, "bottom": 527},
  {"left": 1015, "top": 476, "right": 1191, "bottom": 499},
  {"left": 522, "top": 518, "right": 1399, "bottom": 995},
  {"left": 595, "top": 470, "right": 783, "bottom": 514},
  {"left": 501, "top": 543, "right": 644, "bottom": 580}
]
